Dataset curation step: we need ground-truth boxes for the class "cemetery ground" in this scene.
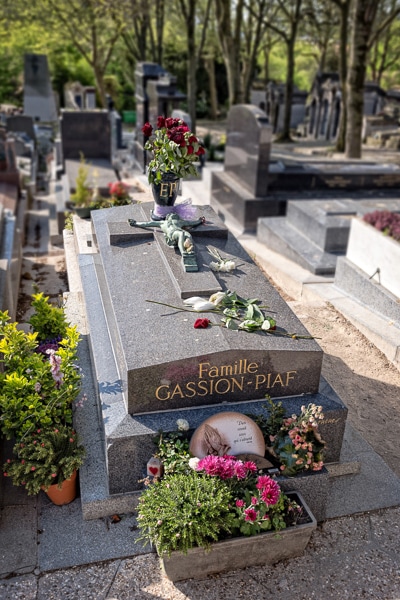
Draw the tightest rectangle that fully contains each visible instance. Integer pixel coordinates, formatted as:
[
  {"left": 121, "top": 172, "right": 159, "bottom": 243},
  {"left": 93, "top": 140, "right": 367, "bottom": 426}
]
[{"left": 0, "top": 143, "right": 400, "bottom": 598}]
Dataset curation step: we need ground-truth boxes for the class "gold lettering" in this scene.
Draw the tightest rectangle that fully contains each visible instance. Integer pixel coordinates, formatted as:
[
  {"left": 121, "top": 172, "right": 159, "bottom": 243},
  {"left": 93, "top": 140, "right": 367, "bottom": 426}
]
[
  {"left": 214, "top": 378, "right": 231, "bottom": 394},
  {"left": 185, "top": 381, "right": 196, "bottom": 397},
  {"left": 170, "top": 384, "right": 185, "bottom": 399},
  {"left": 285, "top": 371, "right": 296, "bottom": 385},
  {"left": 169, "top": 182, "right": 177, "bottom": 196},
  {"left": 220, "top": 365, "right": 233, "bottom": 376},
  {"left": 198, "top": 362, "right": 210, "bottom": 378},
  {"left": 155, "top": 385, "right": 170, "bottom": 401},
  {"left": 231, "top": 377, "right": 244, "bottom": 392},
  {"left": 247, "top": 362, "right": 258, "bottom": 373},
  {"left": 197, "top": 380, "right": 209, "bottom": 396},
  {"left": 160, "top": 182, "right": 169, "bottom": 197},
  {"left": 208, "top": 366, "right": 220, "bottom": 377},
  {"left": 255, "top": 374, "right": 266, "bottom": 389},
  {"left": 271, "top": 373, "right": 284, "bottom": 387}
]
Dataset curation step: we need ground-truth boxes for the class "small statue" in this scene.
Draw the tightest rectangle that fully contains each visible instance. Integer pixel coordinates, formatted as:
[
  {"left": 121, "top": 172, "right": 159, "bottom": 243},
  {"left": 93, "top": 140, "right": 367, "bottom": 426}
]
[{"left": 128, "top": 212, "right": 205, "bottom": 272}]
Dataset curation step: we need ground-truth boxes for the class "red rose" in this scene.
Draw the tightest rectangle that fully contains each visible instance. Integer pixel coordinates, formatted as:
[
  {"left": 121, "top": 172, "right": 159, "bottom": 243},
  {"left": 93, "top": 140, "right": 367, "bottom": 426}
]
[
  {"left": 188, "top": 135, "right": 198, "bottom": 144},
  {"left": 165, "top": 117, "right": 175, "bottom": 128},
  {"left": 157, "top": 116, "right": 165, "bottom": 128},
  {"left": 194, "top": 318, "right": 211, "bottom": 329},
  {"left": 142, "top": 122, "right": 153, "bottom": 137},
  {"left": 196, "top": 146, "right": 205, "bottom": 156},
  {"left": 187, "top": 145, "right": 194, "bottom": 154}
]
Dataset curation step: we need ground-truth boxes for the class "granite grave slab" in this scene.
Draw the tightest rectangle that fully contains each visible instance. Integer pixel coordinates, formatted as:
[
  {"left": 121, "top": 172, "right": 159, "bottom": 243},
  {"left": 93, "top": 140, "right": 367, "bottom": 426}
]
[{"left": 75, "top": 202, "right": 348, "bottom": 497}]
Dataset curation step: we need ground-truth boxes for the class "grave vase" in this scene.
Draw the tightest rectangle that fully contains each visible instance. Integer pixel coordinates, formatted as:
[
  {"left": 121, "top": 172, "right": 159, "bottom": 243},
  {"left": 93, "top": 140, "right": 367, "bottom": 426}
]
[
  {"left": 151, "top": 172, "right": 180, "bottom": 220},
  {"left": 161, "top": 492, "right": 316, "bottom": 582}
]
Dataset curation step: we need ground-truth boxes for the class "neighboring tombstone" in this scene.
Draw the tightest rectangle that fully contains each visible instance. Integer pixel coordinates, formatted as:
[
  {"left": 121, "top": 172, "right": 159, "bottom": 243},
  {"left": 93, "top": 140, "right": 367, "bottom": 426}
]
[
  {"left": 0, "top": 130, "right": 20, "bottom": 189},
  {"left": 23, "top": 53, "right": 57, "bottom": 122},
  {"left": 264, "top": 83, "right": 307, "bottom": 134},
  {"left": 257, "top": 197, "right": 400, "bottom": 277},
  {"left": 60, "top": 109, "right": 112, "bottom": 160},
  {"left": 6, "top": 115, "right": 36, "bottom": 143},
  {"left": 171, "top": 109, "right": 192, "bottom": 130},
  {"left": 85, "top": 87, "right": 96, "bottom": 109},
  {"left": 133, "top": 63, "right": 186, "bottom": 171},
  {"left": 133, "top": 62, "right": 167, "bottom": 170},
  {"left": 211, "top": 104, "right": 278, "bottom": 231}
]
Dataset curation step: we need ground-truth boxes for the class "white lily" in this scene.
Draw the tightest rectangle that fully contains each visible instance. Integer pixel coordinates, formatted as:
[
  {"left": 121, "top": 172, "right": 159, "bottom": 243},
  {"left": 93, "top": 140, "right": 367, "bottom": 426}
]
[
  {"left": 192, "top": 301, "right": 217, "bottom": 311},
  {"left": 261, "top": 320, "right": 271, "bottom": 331},
  {"left": 183, "top": 296, "right": 207, "bottom": 306},
  {"left": 209, "top": 291, "right": 226, "bottom": 306}
]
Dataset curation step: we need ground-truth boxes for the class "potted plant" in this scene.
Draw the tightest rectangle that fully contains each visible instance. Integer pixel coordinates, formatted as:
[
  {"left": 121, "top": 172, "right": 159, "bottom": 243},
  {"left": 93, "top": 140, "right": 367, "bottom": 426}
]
[
  {"left": 250, "top": 398, "right": 329, "bottom": 522},
  {"left": 141, "top": 116, "right": 205, "bottom": 218},
  {"left": 3, "top": 425, "right": 85, "bottom": 504},
  {"left": 107, "top": 181, "right": 131, "bottom": 206},
  {"left": 137, "top": 430, "right": 317, "bottom": 581},
  {"left": 68, "top": 155, "right": 94, "bottom": 218}
]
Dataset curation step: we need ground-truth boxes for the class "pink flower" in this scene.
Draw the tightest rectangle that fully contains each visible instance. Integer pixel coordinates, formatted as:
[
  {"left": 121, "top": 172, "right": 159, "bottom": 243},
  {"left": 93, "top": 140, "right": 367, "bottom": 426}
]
[
  {"left": 51, "top": 473, "right": 57, "bottom": 478},
  {"left": 251, "top": 496, "right": 258, "bottom": 505},
  {"left": 243, "top": 461, "right": 257, "bottom": 473},
  {"left": 235, "top": 499, "right": 245, "bottom": 508},
  {"left": 244, "top": 508, "right": 258, "bottom": 522},
  {"left": 233, "top": 462, "right": 247, "bottom": 479}
]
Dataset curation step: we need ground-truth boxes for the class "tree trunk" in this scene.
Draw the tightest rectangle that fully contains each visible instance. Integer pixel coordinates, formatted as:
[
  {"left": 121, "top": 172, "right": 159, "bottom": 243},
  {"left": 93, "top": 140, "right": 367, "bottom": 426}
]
[
  {"left": 334, "top": 0, "right": 350, "bottom": 153},
  {"left": 186, "top": 0, "right": 197, "bottom": 132},
  {"left": 215, "top": 0, "right": 244, "bottom": 106},
  {"left": 345, "top": 0, "right": 379, "bottom": 158},
  {"left": 205, "top": 57, "right": 218, "bottom": 119}
]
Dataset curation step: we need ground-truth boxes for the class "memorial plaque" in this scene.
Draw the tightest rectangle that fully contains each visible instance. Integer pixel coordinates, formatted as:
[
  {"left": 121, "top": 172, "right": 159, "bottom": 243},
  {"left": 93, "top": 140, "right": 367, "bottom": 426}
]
[{"left": 189, "top": 412, "right": 265, "bottom": 458}]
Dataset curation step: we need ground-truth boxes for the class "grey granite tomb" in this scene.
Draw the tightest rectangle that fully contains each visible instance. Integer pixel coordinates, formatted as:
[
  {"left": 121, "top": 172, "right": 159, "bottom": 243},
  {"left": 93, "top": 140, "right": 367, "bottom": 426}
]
[
  {"left": 257, "top": 198, "right": 400, "bottom": 275},
  {"left": 211, "top": 105, "right": 281, "bottom": 232},
  {"left": 75, "top": 202, "right": 348, "bottom": 501},
  {"left": 23, "top": 53, "right": 57, "bottom": 122},
  {"left": 211, "top": 106, "right": 400, "bottom": 233}
]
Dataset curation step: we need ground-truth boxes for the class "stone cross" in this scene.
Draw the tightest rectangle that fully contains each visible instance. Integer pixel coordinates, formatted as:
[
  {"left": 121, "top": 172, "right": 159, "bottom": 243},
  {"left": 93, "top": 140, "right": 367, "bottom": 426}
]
[{"left": 128, "top": 212, "right": 206, "bottom": 272}]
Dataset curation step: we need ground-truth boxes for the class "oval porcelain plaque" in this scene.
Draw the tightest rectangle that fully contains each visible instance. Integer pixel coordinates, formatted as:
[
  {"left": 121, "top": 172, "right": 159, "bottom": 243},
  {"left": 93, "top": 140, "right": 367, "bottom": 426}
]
[{"left": 189, "top": 412, "right": 265, "bottom": 458}]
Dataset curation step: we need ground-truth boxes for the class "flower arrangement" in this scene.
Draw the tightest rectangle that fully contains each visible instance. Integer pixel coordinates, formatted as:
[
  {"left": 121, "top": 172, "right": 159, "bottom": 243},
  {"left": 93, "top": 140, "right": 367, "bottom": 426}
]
[
  {"left": 138, "top": 441, "right": 309, "bottom": 557},
  {"left": 107, "top": 181, "right": 131, "bottom": 206},
  {"left": 269, "top": 403, "right": 325, "bottom": 476},
  {"left": 141, "top": 116, "right": 205, "bottom": 185},
  {"left": 147, "top": 289, "right": 316, "bottom": 339},
  {"left": 363, "top": 209, "right": 400, "bottom": 242},
  {"left": 251, "top": 399, "right": 326, "bottom": 476},
  {"left": 3, "top": 425, "right": 85, "bottom": 495}
]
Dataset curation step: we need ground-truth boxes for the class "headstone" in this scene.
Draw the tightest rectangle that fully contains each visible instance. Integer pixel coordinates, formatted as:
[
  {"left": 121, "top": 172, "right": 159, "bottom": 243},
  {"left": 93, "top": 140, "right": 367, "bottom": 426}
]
[
  {"left": 60, "top": 109, "right": 112, "bottom": 160},
  {"left": 133, "top": 62, "right": 167, "bottom": 170},
  {"left": 75, "top": 201, "right": 348, "bottom": 500},
  {"left": 23, "top": 53, "right": 57, "bottom": 122},
  {"left": 211, "top": 104, "right": 280, "bottom": 231}
]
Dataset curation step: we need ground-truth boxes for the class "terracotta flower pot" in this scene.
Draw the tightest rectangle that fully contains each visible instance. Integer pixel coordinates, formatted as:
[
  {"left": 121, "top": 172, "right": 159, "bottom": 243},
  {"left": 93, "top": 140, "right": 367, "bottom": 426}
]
[{"left": 43, "top": 470, "right": 78, "bottom": 505}]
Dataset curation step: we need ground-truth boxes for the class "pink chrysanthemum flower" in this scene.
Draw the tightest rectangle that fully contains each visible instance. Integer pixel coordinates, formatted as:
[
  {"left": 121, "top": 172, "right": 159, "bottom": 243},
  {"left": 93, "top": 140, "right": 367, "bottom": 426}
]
[{"left": 244, "top": 508, "right": 258, "bottom": 522}]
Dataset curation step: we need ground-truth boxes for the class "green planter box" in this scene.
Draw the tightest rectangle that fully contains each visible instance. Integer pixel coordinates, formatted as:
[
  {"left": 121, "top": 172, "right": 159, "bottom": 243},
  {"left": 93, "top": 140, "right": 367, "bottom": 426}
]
[{"left": 123, "top": 111, "right": 136, "bottom": 125}]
